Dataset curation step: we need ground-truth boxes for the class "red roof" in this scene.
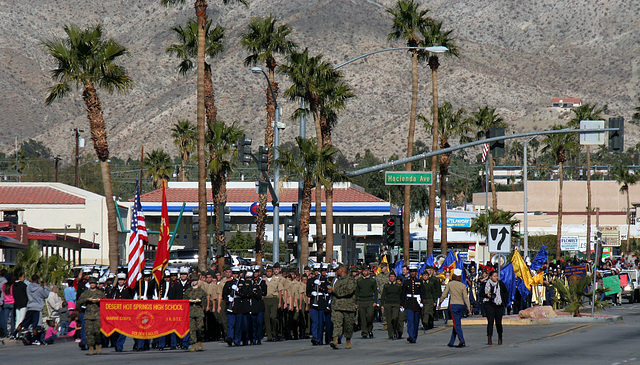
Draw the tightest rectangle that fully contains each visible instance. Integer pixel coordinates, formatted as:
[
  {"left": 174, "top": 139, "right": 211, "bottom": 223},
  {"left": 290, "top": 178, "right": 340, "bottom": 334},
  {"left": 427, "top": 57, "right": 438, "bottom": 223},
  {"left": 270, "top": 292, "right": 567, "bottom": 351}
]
[
  {"left": 0, "top": 186, "right": 85, "bottom": 205},
  {"left": 139, "top": 186, "right": 385, "bottom": 204},
  {"left": 551, "top": 98, "right": 582, "bottom": 104}
]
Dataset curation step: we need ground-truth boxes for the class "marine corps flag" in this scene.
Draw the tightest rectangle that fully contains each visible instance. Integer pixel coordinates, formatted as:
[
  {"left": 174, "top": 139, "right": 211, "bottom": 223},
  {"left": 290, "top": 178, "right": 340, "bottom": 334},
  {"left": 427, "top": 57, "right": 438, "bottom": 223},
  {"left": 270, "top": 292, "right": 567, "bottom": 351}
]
[{"left": 152, "top": 180, "right": 170, "bottom": 284}]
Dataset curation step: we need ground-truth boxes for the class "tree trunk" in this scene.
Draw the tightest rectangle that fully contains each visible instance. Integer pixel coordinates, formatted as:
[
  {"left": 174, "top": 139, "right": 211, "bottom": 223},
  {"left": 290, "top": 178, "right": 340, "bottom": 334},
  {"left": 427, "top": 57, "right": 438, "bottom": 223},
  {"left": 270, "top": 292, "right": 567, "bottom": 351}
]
[
  {"left": 490, "top": 154, "right": 497, "bottom": 210},
  {"left": 181, "top": 153, "right": 188, "bottom": 182},
  {"left": 195, "top": 0, "right": 208, "bottom": 272},
  {"left": 320, "top": 117, "right": 333, "bottom": 264},
  {"left": 556, "top": 161, "right": 564, "bottom": 259},
  {"left": 204, "top": 62, "right": 217, "bottom": 125},
  {"left": 427, "top": 62, "right": 439, "bottom": 259},
  {"left": 439, "top": 163, "right": 448, "bottom": 255},
  {"left": 101, "top": 160, "right": 119, "bottom": 272},
  {"left": 586, "top": 145, "right": 591, "bottom": 260},
  {"left": 313, "top": 109, "right": 323, "bottom": 258},
  {"left": 300, "top": 179, "right": 313, "bottom": 271}
]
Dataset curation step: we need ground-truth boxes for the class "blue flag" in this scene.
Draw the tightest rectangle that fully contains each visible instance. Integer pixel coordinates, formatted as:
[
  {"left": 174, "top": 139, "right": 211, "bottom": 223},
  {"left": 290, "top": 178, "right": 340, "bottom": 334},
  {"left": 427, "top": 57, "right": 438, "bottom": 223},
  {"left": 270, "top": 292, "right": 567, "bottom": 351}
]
[
  {"left": 394, "top": 259, "right": 404, "bottom": 277},
  {"left": 418, "top": 253, "right": 435, "bottom": 276},
  {"left": 439, "top": 250, "right": 457, "bottom": 273},
  {"left": 516, "top": 277, "right": 530, "bottom": 298},
  {"left": 499, "top": 263, "right": 516, "bottom": 306},
  {"left": 530, "top": 246, "right": 548, "bottom": 271}
]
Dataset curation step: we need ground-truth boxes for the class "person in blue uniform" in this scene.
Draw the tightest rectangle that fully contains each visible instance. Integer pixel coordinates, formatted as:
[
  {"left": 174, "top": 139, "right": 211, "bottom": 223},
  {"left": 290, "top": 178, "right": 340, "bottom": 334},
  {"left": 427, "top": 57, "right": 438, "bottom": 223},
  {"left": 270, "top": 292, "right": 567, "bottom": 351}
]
[
  {"left": 307, "top": 263, "right": 330, "bottom": 345},
  {"left": 400, "top": 265, "right": 427, "bottom": 343},
  {"left": 222, "top": 267, "right": 241, "bottom": 346},
  {"left": 107, "top": 272, "right": 134, "bottom": 352},
  {"left": 133, "top": 269, "right": 157, "bottom": 351},
  {"left": 168, "top": 267, "right": 192, "bottom": 349},
  {"left": 250, "top": 266, "right": 266, "bottom": 345}
]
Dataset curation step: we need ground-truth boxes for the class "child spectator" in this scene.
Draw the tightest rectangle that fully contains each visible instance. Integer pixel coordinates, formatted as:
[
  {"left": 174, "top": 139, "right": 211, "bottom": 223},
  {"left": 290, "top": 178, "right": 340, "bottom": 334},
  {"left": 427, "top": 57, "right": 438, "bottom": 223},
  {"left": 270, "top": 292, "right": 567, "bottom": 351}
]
[
  {"left": 68, "top": 313, "right": 81, "bottom": 342},
  {"left": 58, "top": 302, "right": 70, "bottom": 335},
  {"left": 43, "top": 319, "right": 58, "bottom": 344}
]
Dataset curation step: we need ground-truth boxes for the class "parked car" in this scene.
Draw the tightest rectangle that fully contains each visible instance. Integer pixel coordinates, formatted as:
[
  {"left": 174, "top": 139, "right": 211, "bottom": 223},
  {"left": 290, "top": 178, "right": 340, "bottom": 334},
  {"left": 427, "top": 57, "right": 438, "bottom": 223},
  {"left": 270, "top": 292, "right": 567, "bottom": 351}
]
[{"left": 168, "top": 249, "right": 199, "bottom": 268}]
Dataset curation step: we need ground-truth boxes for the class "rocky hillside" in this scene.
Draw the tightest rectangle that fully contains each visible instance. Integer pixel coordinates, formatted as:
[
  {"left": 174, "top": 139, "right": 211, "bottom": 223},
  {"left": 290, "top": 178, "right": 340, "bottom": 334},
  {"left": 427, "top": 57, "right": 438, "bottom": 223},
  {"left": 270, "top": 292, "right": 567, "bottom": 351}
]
[{"left": 1, "top": 0, "right": 639, "bottom": 164}]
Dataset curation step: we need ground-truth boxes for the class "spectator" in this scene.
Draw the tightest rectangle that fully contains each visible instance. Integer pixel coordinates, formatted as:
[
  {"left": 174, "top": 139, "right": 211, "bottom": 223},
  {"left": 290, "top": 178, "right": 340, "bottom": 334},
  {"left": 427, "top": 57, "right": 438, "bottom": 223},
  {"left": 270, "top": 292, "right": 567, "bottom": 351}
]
[
  {"left": 43, "top": 319, "right": 58, "bottom": 344},
  {"left": 14, "top": 274, "right": 49, "bottom": 340},
  {"left": 67, "top": 313, "right": 81, "bottom": 341},
  {"left": 63, "top": 279, "right": 76, "bottom": 310},
  {"left": 58, "top": 302, "right": 70, "bottom": 335},
  {"left": 13, "top": 272, "right": 28, "bottom": 333},
  {"left": 46, "top": 284, "right": 63, "bottom": 318},
  {"left": 1, "top": 273, "right": 15, "bottom": 337}
]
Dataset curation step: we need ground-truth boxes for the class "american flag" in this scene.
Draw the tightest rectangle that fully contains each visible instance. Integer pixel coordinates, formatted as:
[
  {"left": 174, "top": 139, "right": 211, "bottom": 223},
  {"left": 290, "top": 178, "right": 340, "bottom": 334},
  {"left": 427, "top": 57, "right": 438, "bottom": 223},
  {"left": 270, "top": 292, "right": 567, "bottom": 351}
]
[
  {"left": 481, "top": 143, "right": 490, "bottom": 163},
  {"left": 127, "top": 180, "right": 148, "bottom": 289}
]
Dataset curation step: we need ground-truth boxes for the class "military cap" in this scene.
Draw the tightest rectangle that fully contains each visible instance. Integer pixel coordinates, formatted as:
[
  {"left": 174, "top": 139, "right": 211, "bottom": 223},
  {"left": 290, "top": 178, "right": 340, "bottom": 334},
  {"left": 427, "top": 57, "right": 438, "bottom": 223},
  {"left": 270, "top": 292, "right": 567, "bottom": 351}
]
[
  {"left": 107, "top": 273, "right": 116, "bottom": 280},
  {"left": 88, "top": 277, "right": 98, "bottom": 284},
  {"left": 245, "top": 271, "right": 254, "bottom": 278},
  {"left": 98, "top": 277, "right": 106, "bottom": 284},
  {"left": 424, "top": 264, "right": 434, "bottom": 270},
  {"left": 91, "top": 272, "right": 100, "bottom": 279},
  {"left": 82, "top": 267, "right": 92, "bottom": 274},
  {"left": 169, "top": 267, "right": 179, "bottom": 275},
  {"left": 164, "top": 269, "right": 171, "bottom": 276},
  {"left": 179, "top": 267, "right": 190, "bottom": 274},
  {"left": 303, "top": 266, "right": 311, "bottom": 271},
  {"left": 266, "top": 265, "right": 273, "bottom": 270},
  {"left": 453, "top": 268, "right": 463, "bottom": 276},
  {"left": 379, "top": 262, "right": 388, "bottom": 268},
  {"left": 313, "top": 263, "right": 321, "bottom": 270},
  {"left": 408, "top": 264, "right": 418, "bottom": 272},
  {"left": 327, "top": 271, "right": 336, "bottom": 278},
  {"left": 117, "top": 272, "right": 127, "bottom": 280},
  {"left": 231, "top": 267, "right": 240, "bottom": 273},
  {"left": 190, "top": 273, "right": 199, "bottom": 282},
  {"left": 321, "top": 263, "right": 329, "bottom": 271},
  {"left": 273, "top": 262, "right": 281, "bottom": 269},
  {"left": 350, "top": 266, "right": 359, "bottom": 273},
  {"left": 143, "top": 269, "right": 152, "bottom": 276}
]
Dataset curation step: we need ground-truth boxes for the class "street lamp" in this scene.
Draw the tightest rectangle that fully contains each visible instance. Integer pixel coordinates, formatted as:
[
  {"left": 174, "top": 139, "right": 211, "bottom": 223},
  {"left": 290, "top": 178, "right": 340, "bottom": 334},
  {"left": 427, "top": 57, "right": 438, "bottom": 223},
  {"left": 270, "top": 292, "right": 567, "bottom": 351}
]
[
  {"left": 251, "top": 66, "right": 282, "bottom": 264},
  {"left": 523, "top": 136, "right": 536, "bottom": 258}
]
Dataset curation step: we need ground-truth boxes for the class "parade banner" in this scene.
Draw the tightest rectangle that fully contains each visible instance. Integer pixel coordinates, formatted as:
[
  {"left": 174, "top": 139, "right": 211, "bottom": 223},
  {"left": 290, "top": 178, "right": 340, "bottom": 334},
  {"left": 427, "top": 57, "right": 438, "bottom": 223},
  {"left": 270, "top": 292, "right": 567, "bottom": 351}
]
[{"left": 100, "top": 299, "right": 190, "bottom": 339}]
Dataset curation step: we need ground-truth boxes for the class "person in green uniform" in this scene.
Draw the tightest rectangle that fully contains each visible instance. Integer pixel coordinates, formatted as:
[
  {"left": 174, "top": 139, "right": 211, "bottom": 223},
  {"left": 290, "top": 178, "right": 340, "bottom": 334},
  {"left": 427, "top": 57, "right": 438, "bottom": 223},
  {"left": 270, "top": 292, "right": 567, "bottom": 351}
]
[
  {"left": 381, "top": 272, "right": 403, "bottom": 339},
  {"left": 329, "top": 265, "right": 356, "bottom": 349},
  {"left": 185, "top": 273, "right": 207, "bottom": 351},
  {"left": 76, "top": 277, "right": 105, "bottom": 355},
  {"left": 375, "top": 263, "right": 390, "bottom": 330},
  {"left": 422, "top": 265, "right": 442, "bottom": 330},
  {"left": 356, "top": 266, "right": 378, "bottom": 339}
]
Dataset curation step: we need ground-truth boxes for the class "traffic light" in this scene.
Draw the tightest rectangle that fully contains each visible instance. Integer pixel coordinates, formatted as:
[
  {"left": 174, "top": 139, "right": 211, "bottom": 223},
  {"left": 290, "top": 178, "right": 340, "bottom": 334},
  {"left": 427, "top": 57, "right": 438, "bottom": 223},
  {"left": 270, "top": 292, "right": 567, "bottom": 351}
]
[
  {"left": 258, "top": 146, "right": 269, "bottom": 172},
  {"left": 237, "top": 135, "right": 252, "bottom": 164},
  {"left": 489, "top": 127, "right": 505, "bottom": 158},
  {"left": 383, "top": 215, "right": 402, "bottom": 247},
  {"left": 217, "top": 203, "right": 231, "bottom": 233},
  {"left": 191, "top": 207, "right": 199, "bottom": 232},
  {"left": 609, "top": 117, "right": 624, "bottom": 152},
  {"left": 284, "top": 216, "right": 296, "bottom": 244}
]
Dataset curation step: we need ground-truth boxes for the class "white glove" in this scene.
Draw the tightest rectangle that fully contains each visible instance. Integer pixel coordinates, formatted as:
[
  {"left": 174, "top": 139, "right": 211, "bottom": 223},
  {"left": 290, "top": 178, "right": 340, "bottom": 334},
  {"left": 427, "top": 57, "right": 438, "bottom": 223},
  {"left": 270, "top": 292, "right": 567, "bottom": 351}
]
[{"left": 232, "top": 285, "right": 238, "bottom": 291}]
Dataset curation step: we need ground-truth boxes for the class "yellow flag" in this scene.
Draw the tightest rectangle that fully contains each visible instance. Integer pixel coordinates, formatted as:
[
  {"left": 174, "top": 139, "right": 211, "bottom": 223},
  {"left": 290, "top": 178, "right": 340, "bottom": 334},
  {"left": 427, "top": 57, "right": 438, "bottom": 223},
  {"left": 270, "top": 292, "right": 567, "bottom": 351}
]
[
  {"left": 531, "top": 271, "right": 544, "bottom": 286},
  {"left": 511, "top": 250, "right": 533, "bottom": 290},
  {"left": 376, "top": 255, "right": 388, "bottom": 275}
]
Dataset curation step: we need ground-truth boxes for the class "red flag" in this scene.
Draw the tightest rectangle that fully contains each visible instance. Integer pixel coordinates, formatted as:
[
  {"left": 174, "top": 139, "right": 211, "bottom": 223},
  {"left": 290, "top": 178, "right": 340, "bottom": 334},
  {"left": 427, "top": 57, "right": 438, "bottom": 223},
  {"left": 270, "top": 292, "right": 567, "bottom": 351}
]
[{"left": 153, "top": 180, "right": 170, "bottom": 285}]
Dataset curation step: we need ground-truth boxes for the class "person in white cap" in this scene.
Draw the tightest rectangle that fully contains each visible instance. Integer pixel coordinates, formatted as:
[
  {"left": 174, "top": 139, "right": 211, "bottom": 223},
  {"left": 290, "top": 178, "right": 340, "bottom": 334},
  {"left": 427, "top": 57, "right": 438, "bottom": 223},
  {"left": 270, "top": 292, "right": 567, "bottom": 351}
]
[
  {"left": 439, "top": 268, "right": 471, "bottom": 348},
  {"left": 168, "top": 267, "right": 191, "bottom": 349},
  {"left": 133, "top": 269, "right": 157, "bottom": 352},
  {"left": 400, "top": 264, "right": 426, "bottom": 343},
  {"left": 107, "top": 273, "right": 133, "bottom": 352},
  {"left": 157, "top": 269, "right": 173, "bottom": 350}
]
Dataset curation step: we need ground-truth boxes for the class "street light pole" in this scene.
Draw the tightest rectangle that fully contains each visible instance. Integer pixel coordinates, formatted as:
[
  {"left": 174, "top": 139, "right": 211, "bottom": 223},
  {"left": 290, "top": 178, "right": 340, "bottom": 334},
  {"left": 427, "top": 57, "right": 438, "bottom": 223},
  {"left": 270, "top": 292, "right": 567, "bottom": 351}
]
[
  {"left": 73, "top": 127, "right": 84, "bottom": 187},
  {"left": 252, "top": 67, "right": 281, "bottom": 264}
]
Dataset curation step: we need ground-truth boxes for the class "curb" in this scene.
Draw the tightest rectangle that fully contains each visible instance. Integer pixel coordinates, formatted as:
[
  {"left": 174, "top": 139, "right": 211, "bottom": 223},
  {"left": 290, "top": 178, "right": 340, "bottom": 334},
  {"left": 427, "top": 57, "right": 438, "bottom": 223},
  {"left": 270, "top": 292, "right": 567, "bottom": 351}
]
[
  {"left": 454, "top": 315, "right": 623, "bottom": 326},
  {"left": 1, "top": 335, "right": 77, "bottom": 348}
]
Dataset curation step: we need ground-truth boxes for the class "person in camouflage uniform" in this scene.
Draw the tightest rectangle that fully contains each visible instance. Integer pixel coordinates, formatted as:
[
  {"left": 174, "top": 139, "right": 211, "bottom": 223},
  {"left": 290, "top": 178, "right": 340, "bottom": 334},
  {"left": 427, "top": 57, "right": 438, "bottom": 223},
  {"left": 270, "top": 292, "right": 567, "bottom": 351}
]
[
  {"left": 329, "top": 265, "right": 356, "bottom": 349},
  {"left": 375, "top": 263, "right": 390, "bottom": 330},
  {"left": 76, "top": 277, "right": 105, "bottom": 355},
  {"left": 185, "top": 273, "right": 207, "bottom": 351}
]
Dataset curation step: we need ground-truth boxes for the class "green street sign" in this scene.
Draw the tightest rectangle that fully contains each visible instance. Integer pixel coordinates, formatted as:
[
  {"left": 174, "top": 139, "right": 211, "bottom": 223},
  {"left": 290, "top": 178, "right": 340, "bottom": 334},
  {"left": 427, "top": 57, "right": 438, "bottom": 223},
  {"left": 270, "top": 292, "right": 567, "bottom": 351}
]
[{"left": 385, "top": 171, "right": 433, "bottom": 185}]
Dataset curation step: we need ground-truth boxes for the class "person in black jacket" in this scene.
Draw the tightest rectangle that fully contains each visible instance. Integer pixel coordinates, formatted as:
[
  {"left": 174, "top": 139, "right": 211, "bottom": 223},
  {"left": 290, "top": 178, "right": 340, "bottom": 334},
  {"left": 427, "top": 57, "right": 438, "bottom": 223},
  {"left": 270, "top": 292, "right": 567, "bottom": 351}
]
[
  {"left": 480, "top": 271, "right": 509, "bottom": 345},
  {"left": 400, "top": 265, "right": 427, "bottom": 344},
  {"left": 169, "top": 267, "right": 191, "bottom": 349},
  {"left": 108, "top": 273, "right": 134, "bottom": 352},
  {"left": 249, "top": 268, "right": 266, "bottom": 345}
]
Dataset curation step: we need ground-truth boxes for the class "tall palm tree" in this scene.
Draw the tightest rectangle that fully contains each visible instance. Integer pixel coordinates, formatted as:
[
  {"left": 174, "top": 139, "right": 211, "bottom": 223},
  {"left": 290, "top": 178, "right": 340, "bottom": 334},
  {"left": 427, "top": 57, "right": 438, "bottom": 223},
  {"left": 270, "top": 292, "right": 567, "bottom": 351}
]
[
  {"left": 542, "top": 124, "right": 578, "bottom": 259},
  {"left": 471, "top": 106, "right": 507, "bottom": 211},
  {"left": 206, "top": 120, "right": 243, "bottom": 268},
  {"left": 171, "top": 119, "right": 197, "bottom": 181},
  {"left": 276, "top": 137, "right": 342, "bottom": 268},
  {"left": 144, "top": 149, "right": 173, "bottom": 189},
  {"left": 161, "top": 0, "right": 246, "bottom": 272},
  {"left": 612, "top": 164, "right": 639, "bottom": 253},
  {"left": 418, "top": 19, "right": 459, "bottom": 258},
  {"left": 469, "top": 208, "right": 520, "bottom": 242},
  {"left": 422, "top": 102, "right": 470, "bottom": 254},
  {"left": 280, "top": 49, "right": 333, "bottom": 260},
  {"left": 633, "top": 97, "right": 640, "bottom": 121},
  {"left": 42, "top": 24, "right": 133, "bottom": 273},
  {"left": 568, "top": 103, "right": 602, "bottom": 259},
  {"left": 387, "top": 0, "right": 430, "bottom": 263},
  {"left": 241, "top": 16, "right": 297, "bottom": 266}
]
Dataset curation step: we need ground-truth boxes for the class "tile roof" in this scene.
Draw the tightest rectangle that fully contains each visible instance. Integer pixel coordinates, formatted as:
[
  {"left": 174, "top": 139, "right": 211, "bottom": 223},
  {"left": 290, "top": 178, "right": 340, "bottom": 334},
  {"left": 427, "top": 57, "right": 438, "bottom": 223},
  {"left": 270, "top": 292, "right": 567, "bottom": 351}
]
[
  {"left": 0, "top": 186, "right": 85, "bottom": 205},
  {"left": 139, "top": 186, "right": 385, "bottom": 204}
]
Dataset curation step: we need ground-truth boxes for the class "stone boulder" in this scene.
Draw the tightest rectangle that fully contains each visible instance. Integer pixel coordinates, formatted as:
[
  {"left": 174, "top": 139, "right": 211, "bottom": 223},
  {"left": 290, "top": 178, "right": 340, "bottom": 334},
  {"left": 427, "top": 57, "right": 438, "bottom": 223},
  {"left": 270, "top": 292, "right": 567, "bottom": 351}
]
[{"left": 518, "top": 306, "right": 558, "bottom": 319}]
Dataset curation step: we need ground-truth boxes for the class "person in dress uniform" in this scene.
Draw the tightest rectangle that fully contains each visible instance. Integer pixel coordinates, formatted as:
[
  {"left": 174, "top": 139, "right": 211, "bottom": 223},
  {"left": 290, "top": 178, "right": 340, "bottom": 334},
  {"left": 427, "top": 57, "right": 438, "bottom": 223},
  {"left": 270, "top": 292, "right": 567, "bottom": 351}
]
[
  {"left": 222, "top": 267, "right": 241, "bottom": 346},
  {"left": 307, "top": 263, "right": 330, "bottom": 345},
  {"left": 157, "top": 268, "right": 175, "bottom": 350},
  {"left": 250, "top": 266, "right": 266, "bottom": 345},
  {"left": 168, "top": 267, "right": 192, "bottom": 349},
  {"left": 107, "top": 273, "right": 134, "bottom": 352},
  {"left": 400, "top": 265, "right": 427, "bottom": 343},
  {"left": 134, "top": 269, "right": 157, "bottom": 351}
]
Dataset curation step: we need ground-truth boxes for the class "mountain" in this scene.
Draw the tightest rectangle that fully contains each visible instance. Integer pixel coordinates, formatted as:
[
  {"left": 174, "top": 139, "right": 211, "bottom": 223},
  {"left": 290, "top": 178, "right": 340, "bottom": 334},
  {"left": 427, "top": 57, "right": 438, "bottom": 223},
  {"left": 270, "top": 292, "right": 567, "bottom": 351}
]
[{"left": 1, "top": 0, "right": 639, "bottom": 165}]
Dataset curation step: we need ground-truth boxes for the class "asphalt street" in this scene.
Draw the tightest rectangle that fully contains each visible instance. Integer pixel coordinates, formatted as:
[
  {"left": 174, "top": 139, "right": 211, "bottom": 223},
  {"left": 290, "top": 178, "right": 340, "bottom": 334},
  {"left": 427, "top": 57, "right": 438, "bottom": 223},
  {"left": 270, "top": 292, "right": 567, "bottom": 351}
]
[{"left": 2, "top": 304, "right": 639, "bottom": 365}]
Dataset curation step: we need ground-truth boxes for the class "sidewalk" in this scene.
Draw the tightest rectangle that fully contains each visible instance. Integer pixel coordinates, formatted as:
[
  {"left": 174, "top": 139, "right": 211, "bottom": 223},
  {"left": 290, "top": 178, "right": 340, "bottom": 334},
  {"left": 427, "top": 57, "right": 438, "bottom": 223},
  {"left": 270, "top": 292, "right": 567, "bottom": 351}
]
[
  {"left": 1, "top": 334, "right": 77, "bottom": 348},
  {"left": 456, "top": 311, "right": 623, "bottom": 326}
]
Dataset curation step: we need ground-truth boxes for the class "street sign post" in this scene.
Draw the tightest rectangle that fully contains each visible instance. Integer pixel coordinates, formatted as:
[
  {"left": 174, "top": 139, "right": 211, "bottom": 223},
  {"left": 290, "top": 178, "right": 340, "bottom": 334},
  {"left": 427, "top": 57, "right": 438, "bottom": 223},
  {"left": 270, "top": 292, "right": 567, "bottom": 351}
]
[
  {"left": 488, "top": 224, "right": 511, "bottom": 253},
  {"left": 579, "top": 120, "right": 606, "bottom": 145},
  {"left": 384, "top": 171, "right": 432, "bottom": 185}
]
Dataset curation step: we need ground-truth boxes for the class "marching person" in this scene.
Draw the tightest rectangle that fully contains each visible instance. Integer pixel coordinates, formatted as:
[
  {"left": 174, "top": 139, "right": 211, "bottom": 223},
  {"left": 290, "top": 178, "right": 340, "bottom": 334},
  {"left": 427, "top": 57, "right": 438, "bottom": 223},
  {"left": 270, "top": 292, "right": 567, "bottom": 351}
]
[
  {"left": 169, "top": 267, "right": 192, "bottom": 349},
  {"left": 328, "top": 265, "right": 356, "bottom": 350},
  {"left": 439, "top": 268, "right": 472, "bottom": 348},
  {"left": 262, "top": 265, "right": 280, "bottom": 342},
  {"left": 480, "top": 270, "right": 508, "bottom": 345},
  {"left": 134, "top": 269, "right": 157, "bottom": 351},
  {"left": 381, "top": 271, "right": 403, "bottom": 340},
  {"left": 250, "top": 266, "right": 266, "bottom": 345},
  {"left": 198, "top": 270, "right": 219, "bottom": 341},
  {"left": 422, "top": 265, "right": 441, "bottom": 330},
  {"left": 185, "top": 273, "right": 207, "bottom": 351},
  {"left": 400, "top": 265, "right": 426, "bottom": 343},
  {"left": 356, "top": 265, "right": 377, "bottom": 339},
  {"left": 76, "top": 277, "right": 104, "bottom": 355},
  {"left": 375, "top": 263, "right": 390, "bottom": 331},
  {"left": 222, "top": 267, "right": 242, "bottom": 346},
  {"left": 108, "top": 272, "right": 133, "bottom": 352},
  {"left": 307, "top": 263, "right": 330, "bottom": 345}
]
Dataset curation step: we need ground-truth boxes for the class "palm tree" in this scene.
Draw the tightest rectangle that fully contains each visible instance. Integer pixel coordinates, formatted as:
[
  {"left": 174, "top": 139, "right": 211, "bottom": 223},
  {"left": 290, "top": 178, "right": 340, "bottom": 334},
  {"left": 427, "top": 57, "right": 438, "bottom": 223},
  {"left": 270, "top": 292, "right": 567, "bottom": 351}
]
[
  {"left": 241, "top": 16, "right": 297, "bottom": 266},
  {"left": 276, "top": 137, "right": 342, "bottom": 268},
  {"left": 161, "top": 0, "right": 246, "bottom": 272},
  {"left": 611, "top": 164, "right": 639, "bottom": 253},
  {"left": 542, "top": 124, "right": 578, "bottom": 259},
  {"left": 422, "top": 102, "right": 470, "bottom": 254},
  {"left": 206, "top": 120, "right": 243, "bottom": 268},
  {"left": 469, "top": 208, "right": 520, "bottom": 239},
  {"left": 418, "top": 19, "right": 460, "bottom": 258},
  {"left": 633, "top": 97, "right": 640, "bottom": 121},
  {"left": 386, "top": 0, "right": 430, "bottom": 262},
  {"left": 10, "top": 150, "right": 27, "bottom": 181},
  {"left": 144, "top": 149, "right": 173, "bottom": 189},
  {"left": 171, "top": 119, "right": 197, "bottom": 181},
  {"left": 471, "top": 106, "right": 507, "bottom": 211},
  {"left": 42, "top": 24, "right": 133, "bottom": 273}
]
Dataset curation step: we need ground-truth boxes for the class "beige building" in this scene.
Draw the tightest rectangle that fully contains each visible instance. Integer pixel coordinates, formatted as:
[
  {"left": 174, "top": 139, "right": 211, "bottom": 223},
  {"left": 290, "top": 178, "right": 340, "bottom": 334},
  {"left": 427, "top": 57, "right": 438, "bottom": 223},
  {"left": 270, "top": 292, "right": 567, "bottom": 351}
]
[{"left": 473, "top": 180, "right": 640, "bottom": 244}]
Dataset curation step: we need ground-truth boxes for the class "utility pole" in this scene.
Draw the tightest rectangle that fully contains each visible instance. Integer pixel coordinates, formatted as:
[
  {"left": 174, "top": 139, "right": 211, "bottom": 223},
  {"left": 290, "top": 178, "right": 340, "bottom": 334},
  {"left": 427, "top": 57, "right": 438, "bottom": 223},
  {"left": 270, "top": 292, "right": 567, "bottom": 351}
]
[
  {"left": 54, "top": 156, "right": 61, "bottom": 182},
  {"left": 73, "top": 128, "right": 84, "bottom": 187}
]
